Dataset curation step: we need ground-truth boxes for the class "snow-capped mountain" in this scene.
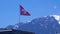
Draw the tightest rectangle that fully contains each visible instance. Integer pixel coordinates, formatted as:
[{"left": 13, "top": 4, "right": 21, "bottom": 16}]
[
  {"left": 51, "top": 15, "right": 60, "bottom": 24},
  {"left": 6, "top": 15, "right": 60, "bottom": 34}
]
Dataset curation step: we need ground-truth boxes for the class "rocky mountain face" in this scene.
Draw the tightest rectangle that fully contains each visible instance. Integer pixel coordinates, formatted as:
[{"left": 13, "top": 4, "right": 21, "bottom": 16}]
[{"left": 6, "top": 15, "right": 60, "bottom": 34}]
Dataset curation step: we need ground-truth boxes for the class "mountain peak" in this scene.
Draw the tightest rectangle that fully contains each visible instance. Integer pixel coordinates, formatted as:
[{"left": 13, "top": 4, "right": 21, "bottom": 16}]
[{"left": 50, "top": 15, "right": 60, "bottom": 24}]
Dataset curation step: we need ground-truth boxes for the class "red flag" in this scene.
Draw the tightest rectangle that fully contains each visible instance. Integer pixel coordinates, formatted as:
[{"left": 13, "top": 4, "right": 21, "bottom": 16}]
[{"left": 20, "top": 5, "right": 30, "bottom": 16}]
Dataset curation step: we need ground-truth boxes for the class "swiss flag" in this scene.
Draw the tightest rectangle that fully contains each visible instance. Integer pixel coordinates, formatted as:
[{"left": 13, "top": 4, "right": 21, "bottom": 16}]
[{"left": 20, "top": 5, "right": 30, "bottom": 16}]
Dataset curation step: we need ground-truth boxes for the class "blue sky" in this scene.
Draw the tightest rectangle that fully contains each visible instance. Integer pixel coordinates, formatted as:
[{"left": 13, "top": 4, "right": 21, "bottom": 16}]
[{"left": 0, "top": 0, "right": 60, "bottom": 28}]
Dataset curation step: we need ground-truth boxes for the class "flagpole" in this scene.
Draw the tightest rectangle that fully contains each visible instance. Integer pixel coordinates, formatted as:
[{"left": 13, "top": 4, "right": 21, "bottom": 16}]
[{"left": 19, "top": 13, "right": 20, "bottom": 23}]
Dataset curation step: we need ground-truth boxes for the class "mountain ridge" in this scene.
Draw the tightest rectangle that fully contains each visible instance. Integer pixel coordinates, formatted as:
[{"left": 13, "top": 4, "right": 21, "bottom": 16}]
[{"left": 5, "top": 15, "right": 60, "bottom": 34}]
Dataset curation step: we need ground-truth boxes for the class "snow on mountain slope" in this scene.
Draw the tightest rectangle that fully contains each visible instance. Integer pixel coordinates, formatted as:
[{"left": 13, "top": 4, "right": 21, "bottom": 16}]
[
  {"left": 5, "top": 15, "right": 60, "bottom": 34},
  {"left": 51, "top": 15, "right": 60, "bottom": 24}
]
